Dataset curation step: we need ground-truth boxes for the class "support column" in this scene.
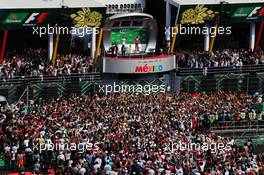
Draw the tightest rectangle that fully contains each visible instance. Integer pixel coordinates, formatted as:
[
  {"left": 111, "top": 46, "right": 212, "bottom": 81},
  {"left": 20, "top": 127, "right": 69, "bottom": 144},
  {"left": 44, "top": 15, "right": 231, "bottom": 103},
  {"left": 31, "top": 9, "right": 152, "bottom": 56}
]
[
  {"left": 254, "top": 22, "right": 264, "bottom": 53},
  {"left": 170, "top": 5, "right": 181, "bottom": 54},
  {"left": 51, "top": 34, "right": 59, "bottom": 65},
  {"left": 204, "top": 23, "right": 210, "bottom": 52},
  {"left": 209, "top": 15, "right": 220, "bottom": 54},
  {"left": 0, "top": 30, "right": 8, "bottom": 64},
  {"left": 249, "top": 22, "right": 256, "bottom": 52},
  {"left": 48, "top": 34, "right": 54, "bottom": 61},
  {"left": 91, "top": 27, "right": 97, "bottom": 59},
  {"left": 95, "top": 28, "right": 103, "bottom": 63},
  {"left": 165, "top": 2, "right": 171, "bottom": 41}
]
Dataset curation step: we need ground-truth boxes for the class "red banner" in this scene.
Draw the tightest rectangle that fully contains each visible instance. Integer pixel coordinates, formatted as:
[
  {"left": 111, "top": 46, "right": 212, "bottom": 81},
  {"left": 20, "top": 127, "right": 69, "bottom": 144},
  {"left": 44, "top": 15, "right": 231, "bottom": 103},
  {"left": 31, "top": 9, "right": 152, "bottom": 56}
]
[{"left": 0, "top": 30, "right": 8, "bottom": 64}]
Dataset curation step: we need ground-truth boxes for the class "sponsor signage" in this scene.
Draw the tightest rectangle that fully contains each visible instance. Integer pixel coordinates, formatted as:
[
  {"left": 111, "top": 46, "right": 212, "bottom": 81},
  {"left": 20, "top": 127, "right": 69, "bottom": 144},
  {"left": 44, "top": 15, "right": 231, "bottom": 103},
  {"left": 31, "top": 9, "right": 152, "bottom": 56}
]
[
  {"left": 135, "top": 64, "right": 163, "bottom": 73},
  {"left": 0, "top": 10, "right": 54, "bottom": 29},
  {"left": 0, "top": 8, "right": 106, "bottom": 30},
  {"left": 2, "top": 12, "right": 49, "bottom": 26},
  {"left": 178, "top": 3, "right": 264, "bottom": 24},
  {"left": 23, "top": 12, "right": 49, "bottom": 26},
  {"left": 3, "top": 13, "right": 29, "bottom": 23},
  {"left": 103, "top": 55, "right": 175, "bottom": 74},
  {"left": 232, "top": 7, "right": 254, "bottom": 17},
  {"left": 232, "top": 6, "right": 264, "bottom": 20}
]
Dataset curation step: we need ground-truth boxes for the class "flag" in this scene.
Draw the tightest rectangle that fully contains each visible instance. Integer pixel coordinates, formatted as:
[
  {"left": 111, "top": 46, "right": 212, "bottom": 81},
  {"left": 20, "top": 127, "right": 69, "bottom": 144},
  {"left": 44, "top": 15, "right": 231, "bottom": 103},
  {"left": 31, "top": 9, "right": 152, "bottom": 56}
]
[
  {"left": 22, "top": 106, "right": 29, "bottom": 115},
  {"left": 192, "top": 93, "right": 201, "bottom": 98},
  {"left": 191, "top": 116, "right": 197, "bottom": 129}
]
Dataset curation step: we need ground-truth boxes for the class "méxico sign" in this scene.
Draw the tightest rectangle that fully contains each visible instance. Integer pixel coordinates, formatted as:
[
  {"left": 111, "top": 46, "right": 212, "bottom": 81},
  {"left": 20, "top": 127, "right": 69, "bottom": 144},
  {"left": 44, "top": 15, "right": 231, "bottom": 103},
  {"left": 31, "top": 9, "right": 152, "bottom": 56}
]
[{"left": 102, "top": 55, "right": 176, "bottom": 74}]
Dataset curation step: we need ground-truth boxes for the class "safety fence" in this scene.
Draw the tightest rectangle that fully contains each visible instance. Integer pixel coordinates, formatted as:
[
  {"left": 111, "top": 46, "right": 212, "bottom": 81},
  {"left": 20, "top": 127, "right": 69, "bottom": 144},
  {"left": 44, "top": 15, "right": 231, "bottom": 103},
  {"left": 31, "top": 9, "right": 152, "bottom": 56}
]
[
  {"left": 0, "top": 73, "right": 101, "bottom": 85},
  {"left": 180, "top": 73, "right": 264, "bottom": 94},
  {"left": 177, "top": 64, "right": 264, "bottom": 76},
  {"left": 0, "top": 76, "right": 168, "bottom": 103},
  {"left": 211, "top": 120, "right": 264, "bottom": 131},
  {"left": 1, "top": 72, "right": 264, "bottom": 102},
  {"left": 210, "top": 120, "right": 264, "bottom": 139}
]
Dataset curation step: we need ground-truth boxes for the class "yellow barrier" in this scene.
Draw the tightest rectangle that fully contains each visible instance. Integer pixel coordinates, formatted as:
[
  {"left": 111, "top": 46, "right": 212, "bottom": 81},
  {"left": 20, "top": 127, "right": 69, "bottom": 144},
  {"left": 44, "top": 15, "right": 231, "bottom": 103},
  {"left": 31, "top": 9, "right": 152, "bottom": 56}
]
[
  {"left": 95, "top": 28, "right": 104, "bottom": 63},
  {"left": 208, "top": 24, "right": 218, "bottom": 54},
  {"left": 51, "top": 33, "right": 60, "bottom": 65},
  {"left": 170, "top": 25, "right": 178, "bottom": 54}
]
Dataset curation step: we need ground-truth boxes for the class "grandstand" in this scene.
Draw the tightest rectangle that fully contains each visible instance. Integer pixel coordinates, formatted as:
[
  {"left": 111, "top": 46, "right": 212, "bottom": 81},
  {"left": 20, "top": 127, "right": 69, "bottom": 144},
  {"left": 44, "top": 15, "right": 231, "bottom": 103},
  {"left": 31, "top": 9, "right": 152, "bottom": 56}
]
[
  {"left": 0, "top": 0, "right": 264, "bottom": 174},
  {"left": 164, "top": 0, "right": 264, "bottom": 50}
]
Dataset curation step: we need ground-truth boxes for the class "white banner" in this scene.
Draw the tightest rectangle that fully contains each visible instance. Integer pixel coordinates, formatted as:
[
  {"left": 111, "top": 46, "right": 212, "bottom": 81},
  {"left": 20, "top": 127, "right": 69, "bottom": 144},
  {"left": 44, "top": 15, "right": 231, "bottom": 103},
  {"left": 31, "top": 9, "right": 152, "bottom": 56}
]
[{"left": 103, "top": 55, "right": 176, "bottom": 74}]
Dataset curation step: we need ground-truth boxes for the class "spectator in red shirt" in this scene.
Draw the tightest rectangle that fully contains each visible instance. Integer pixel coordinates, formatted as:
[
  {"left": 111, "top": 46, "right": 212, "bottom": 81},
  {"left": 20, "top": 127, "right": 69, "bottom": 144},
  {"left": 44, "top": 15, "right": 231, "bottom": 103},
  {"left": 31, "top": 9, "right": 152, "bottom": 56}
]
[{"left": 134, "top": 36, "right": 139, "bottom": 52}]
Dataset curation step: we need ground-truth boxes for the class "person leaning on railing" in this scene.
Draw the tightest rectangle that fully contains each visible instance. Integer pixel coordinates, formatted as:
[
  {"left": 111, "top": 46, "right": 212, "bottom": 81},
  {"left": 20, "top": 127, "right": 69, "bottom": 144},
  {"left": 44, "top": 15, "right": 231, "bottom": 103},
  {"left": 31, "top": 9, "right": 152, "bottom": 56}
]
[
  {"left": 235, "top": 112, "right": 241, "bottom": 122},
  {"left": 209, "top": 113, "right": 216, "bottom": 126},
  {"left": 248, "top": 110, "right": 254, "bottom": 120},
  {"left": 253, "top": 110, "right": 257, "bottom": 120},
  {"left": 239, "top": 110, "right": 246, "bottom": 127},
  {"left": 240, "top": 110, "right": 246, "bottom": 121},
  {"left": 248, "top": 110, "right": 256, "bottom": 127},
  {"left": 256, "top": 110, "right": 263, "bottom": 125}
]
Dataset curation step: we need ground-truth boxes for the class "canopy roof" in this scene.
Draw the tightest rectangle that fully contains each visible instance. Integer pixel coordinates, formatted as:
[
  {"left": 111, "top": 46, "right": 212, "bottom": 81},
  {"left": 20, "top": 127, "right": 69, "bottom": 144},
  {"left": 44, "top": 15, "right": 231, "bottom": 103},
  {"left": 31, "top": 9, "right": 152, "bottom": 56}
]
[
  {"left": 0, "top": 0, "right": 105, "bottom": 9},
  {"left": 107, "top": 12, "right": 153, "bottom": 21},
  {"left": 165, "top": 0, "right": 264, "bottom": 6},
  {"left": 0, "top": 0, "right": 143, "bottom": 9}
]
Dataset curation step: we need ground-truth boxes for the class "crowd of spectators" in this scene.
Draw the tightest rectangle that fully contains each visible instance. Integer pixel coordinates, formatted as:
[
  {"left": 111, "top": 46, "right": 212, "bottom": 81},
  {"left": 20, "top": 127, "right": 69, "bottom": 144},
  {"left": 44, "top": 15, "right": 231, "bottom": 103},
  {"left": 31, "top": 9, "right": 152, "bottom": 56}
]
[
  {"left": 176, "top": 49, "right": 264, "bottom": 68},
  {"left": 1, "top": 48, "right": 264, "bottom": 78},
  {"left": 0, "top": 92, "right": 263, "bottom": 174},
  {"left": 0, "top": 49, "right": 94, "bottom": 79}
]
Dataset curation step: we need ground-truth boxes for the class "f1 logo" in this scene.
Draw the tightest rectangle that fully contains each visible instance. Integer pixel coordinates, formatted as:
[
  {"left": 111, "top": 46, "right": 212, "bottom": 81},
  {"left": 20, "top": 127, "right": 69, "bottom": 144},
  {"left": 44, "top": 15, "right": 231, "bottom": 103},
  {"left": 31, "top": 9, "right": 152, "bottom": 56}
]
[
  {"left": 247, "top": 6, "right": 264, "bottom": 18},
  {"left": 25, "top": 13, "right": 40, "bottom": 24},
  {"left": 24, "top": 12, "right": 48, "bottom": 24},
  {"left": 258, "top": 6, "right": 264, "bottom": 17}
]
